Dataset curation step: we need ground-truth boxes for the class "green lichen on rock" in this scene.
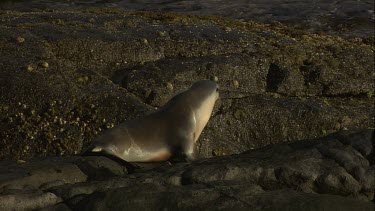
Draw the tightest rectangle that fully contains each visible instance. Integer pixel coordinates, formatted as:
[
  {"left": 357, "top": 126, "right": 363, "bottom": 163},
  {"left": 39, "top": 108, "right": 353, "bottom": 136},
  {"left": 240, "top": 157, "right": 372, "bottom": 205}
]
[{"left": 367, "top": 91, "right": 373, "bottom": 99}]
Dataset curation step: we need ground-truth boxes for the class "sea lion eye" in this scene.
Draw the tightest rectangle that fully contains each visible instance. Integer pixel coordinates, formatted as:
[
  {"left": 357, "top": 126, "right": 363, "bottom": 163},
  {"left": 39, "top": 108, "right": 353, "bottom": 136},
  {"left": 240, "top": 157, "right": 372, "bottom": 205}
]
[{"left": 216, "top": 88, "right": 219, "bottom": 92}]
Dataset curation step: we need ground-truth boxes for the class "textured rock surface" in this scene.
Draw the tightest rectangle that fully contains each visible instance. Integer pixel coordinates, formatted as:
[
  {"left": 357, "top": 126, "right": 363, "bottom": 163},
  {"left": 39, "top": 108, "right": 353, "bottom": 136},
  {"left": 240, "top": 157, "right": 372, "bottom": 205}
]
[
  {"left": 0, "top": 191, "right": 62, "bottom": 210},
  {"left": 0, "top": 10, "right": 373, "bottom": 160},
  {"left": 1, "top": 0, "right": 373, "bottom": 39},
  {"left": 0, "top": 129, "right": 373, "bottom": 210}
]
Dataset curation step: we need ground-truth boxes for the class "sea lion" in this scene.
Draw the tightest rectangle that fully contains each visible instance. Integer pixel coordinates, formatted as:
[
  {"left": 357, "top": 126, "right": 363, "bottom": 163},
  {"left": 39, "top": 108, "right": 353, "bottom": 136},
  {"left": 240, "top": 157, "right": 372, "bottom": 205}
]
[{"left": 83, "top": 80, "right": 219, "bottom": 162}]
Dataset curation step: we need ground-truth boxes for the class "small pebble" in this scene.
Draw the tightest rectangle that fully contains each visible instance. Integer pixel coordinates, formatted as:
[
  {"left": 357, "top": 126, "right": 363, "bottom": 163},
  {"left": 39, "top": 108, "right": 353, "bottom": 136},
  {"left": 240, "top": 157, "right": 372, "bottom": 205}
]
[
  {"left": 77, "top": 77, "right": 84, "bottom": 82},
  {"left": 157, "top": 31, "right": 167, "bottom": 37},
  {"left": 16, "top": 37, "right": 25, "bottom": 43},
  {"left": 26, "top": 65, "right": 33, "bottom": 72},
  {"left": 165, "top": 82, "right": 173, "bottom": 91},
  {"left": 210, "top": 75, "right": 219, "bottom": 82},
  {"left": 142, "top": 38, "right": 148, "bottom": 44},
  {"left": 232, "top": 80, "right": 239, "bottom": 88},
  {"left": 41, "top": 61, "right": 49, "bottom": 68}
]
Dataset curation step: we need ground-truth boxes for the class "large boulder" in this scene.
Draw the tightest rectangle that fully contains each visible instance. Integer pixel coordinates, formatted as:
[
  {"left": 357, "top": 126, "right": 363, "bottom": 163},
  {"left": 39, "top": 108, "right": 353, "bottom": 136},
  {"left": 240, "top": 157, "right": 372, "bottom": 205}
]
[{"left": 0, "top": 10, "right": 373, "bottom": 160}]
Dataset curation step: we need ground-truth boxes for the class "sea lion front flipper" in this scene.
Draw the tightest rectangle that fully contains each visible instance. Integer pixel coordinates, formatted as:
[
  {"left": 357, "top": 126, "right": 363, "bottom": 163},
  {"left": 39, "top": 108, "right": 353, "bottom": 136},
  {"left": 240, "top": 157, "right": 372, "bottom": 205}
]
[
  {"left": 167, "top": 146, "right": 189, "bottom": 163},
  {"left": 166, "top": 132, "right": 191, "bottom": 163},
  {"left": 167, "top": 153, "right": 189, "bottom": 164},
  {"left": 167, "top": 141, "right": 197, "bottom": 164}
]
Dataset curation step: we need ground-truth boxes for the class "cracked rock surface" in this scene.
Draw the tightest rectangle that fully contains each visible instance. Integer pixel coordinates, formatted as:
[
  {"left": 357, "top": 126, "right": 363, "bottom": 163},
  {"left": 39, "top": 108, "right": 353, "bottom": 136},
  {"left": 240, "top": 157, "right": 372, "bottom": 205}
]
[
  {"left": 0, "top": 129, "right": 373, "bottom": 210},
  {"left": 0, "top": 10, "right": 373, "bottom": 160}
]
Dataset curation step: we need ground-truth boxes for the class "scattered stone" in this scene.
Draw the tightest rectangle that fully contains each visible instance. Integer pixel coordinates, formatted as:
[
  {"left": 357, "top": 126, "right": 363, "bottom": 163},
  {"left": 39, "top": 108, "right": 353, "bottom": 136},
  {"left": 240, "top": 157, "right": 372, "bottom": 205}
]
[
  {"left": 26, "top": 65, "right": 33, "bottom": 72},
  {"left": 232, "top": 80, "right": 239, "bottom": 88},
  {"left": 210, "top": 75, "right": 219, "bottom": 82},
  {"left": 165, "top": 82, "right": 173, "bottom": 91},
  {"left": 16, "top": 37, "right": 25, "bottom": 43},
  {"left": 157, "top": 30, "right": 167, "bottom": 37},
  {"left": 40, "top": 62, "right": 49, "bottom": 68}
]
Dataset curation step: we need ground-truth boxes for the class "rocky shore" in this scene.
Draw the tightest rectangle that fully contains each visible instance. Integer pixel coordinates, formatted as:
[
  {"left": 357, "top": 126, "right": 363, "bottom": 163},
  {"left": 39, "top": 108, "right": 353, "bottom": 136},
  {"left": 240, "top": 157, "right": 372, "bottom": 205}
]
[
  {"left": 0, "top": 9, "right": 374, "bottom": 210},
  {"left": 0, "top": 129, "right": 374, "bottom": 210},
  {"left": 0, "top": 10, "right": 373, "bottom": 160}
]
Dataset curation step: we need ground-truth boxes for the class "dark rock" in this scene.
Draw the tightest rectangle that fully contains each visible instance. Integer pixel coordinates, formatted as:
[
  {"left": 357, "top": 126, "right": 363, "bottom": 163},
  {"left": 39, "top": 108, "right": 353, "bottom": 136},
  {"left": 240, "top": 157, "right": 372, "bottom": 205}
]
[
  {"left": 0, "top": 1, "right": 373, "bottom": 39},
  {"left": 48, "top": 178, "right": 132, "bottom": 200},
  {"left": 0, "top": 9, "right": 373, "bottom": 210},
  {"left": 40, "top": 180, "right": 66, "bottom": 190},
  {"left": 39, "top": 203, "right": 72, "bottom": 211},
  {"left": 0, "top": 10, "right": 373, "bottom": 160},
  {"left": 72, "top": 184, "right": 375, "bottom": 211},
  {"left": 0, "top": 129, "right": 373, "bottom": 209},
  {"left": 0, "top": 157, "right": 87, "bottom": 190},
  {"left": 326, "top": 129, "right": 374, "bottom": 157},
  {"left": 0, "top": 191, "right": 62, "bottom": 210},
  {"left": 180, "top": 129, "right": 374, "bottom": 200},
  {"left": 73, "top": 183, "right": 245, "bottom": 211},
  {"left": 315, "top": 168, "right": 361, "bottom": 196},
  {"left": 247, "top": 189, "right": 374, "bottom": 211},
  {"left": 202, "top": 95, "right": 373, "bottom": 158}
]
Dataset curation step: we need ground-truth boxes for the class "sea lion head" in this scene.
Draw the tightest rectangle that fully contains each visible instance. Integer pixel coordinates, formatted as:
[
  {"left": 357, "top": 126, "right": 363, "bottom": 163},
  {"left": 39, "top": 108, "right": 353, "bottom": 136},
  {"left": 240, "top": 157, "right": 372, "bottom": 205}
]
[
  {"left": 184, "top": 80, "right": 219, "bottom": 144},
  {"left": 188, "top": 80, "right": 219, "bottom": 103}
]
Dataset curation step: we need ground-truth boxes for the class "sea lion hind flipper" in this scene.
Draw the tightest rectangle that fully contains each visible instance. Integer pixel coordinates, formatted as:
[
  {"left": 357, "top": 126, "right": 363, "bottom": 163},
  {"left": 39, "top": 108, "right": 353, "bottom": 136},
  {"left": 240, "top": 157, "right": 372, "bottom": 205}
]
[{"left": 81, "top": 150, "right": 140, "bottom": 173}]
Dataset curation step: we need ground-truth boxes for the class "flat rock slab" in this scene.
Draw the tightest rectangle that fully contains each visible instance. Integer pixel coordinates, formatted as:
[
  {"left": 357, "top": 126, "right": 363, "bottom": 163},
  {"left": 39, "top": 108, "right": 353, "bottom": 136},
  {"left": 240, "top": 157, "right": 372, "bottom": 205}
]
[
  {"left": 180, "top": 129, "right": 374, "bottom": 200},
  {"left": 74, "top": 186, "right": 374, "bottom": 211},
  {"left": 0, "top": 158, "right": 87, "bottom": 191},
  {"left": 0, "top": 129, "right": 373, "bottom": 210},
  {"left": 0, "top": 191, "right": 61, "bottom": 211},
  {"left": 0, "top": 156, "right": 129, "bottom": 192}
]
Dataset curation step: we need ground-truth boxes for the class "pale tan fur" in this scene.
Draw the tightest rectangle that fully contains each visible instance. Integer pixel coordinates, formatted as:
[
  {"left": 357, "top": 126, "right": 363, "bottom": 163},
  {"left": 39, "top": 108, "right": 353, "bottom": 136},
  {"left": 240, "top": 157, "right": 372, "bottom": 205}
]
[{"left": 84, "top": 80, "right": 219, "bottom": 162}]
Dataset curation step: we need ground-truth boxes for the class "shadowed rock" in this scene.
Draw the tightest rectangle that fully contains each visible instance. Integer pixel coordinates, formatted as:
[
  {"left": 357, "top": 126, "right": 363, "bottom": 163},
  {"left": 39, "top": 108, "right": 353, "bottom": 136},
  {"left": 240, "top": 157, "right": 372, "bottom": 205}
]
[{"left": 0, "top": 129, "right": 373, "bottom": 210}]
